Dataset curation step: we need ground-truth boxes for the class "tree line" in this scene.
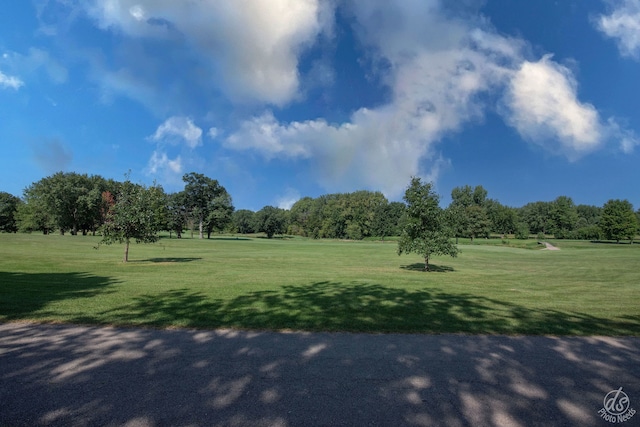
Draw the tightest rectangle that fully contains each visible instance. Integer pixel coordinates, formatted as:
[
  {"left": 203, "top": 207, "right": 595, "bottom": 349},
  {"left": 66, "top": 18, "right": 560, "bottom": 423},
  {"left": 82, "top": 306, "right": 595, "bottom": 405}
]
[{"left": 1, "top": 171, "right": 639, "bottom": 246}]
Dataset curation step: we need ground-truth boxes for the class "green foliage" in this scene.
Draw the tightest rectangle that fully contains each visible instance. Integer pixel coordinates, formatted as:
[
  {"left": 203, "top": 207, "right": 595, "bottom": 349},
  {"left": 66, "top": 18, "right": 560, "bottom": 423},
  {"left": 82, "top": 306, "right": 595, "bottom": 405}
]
[
  {"left": 571, "top": 225, "right": 602, "bottom": 240},
  {"left": 0, "top": 192, "right": 21, "bottom": 233},
  {"left": 19, "top": 172, "right": 110, "bottom": 235},
  {"left": 486, "top": 200, "right": 518, "bottom": 235},
  {"left": 514, "top": 222, "right": 530, "bottom": 240},
  {"left": 100, "top": 180, "right": 166, "bottom": 262},
  {"left": 548, "top": 196, "right": 579, "bottom": 238},
  {"left": 576, "top": 204, "right": 602, "bottom": 226},
  {"left": 288, "top": 191, "right": 398, "bottom": 240},
  {"left": 233, "top": 209, "right": 256, "bottom": 234},
  {"left": 182, "top": 172, "right": 232, "bottom": 239},
  {"left": 600, "top": 199, "right": 638, "bottom": 243},
  {"left": 166, "top": 191, "right": 189, "bottom": 238},
  {"left": 204, "top": 190, "right": 234, "bottom": 238},
  {"left": 255, "top": 206, "right": 288, "bottom": 238},
  {"left": 398, "top": 177, "right": 458, "bottom": 271}
]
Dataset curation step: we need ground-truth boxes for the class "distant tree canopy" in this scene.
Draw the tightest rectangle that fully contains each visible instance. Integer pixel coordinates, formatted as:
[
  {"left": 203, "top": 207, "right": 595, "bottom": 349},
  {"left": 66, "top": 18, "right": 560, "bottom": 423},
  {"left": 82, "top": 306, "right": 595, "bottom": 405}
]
[
  {"left": 0, "top": 192, "right": 21, "bottom": 233},
  {"left": 287, "top": 191, "right": 403, "bottom": 239},
  {"left": 3, "top": 172, "right": 638, "bottom": 243}
]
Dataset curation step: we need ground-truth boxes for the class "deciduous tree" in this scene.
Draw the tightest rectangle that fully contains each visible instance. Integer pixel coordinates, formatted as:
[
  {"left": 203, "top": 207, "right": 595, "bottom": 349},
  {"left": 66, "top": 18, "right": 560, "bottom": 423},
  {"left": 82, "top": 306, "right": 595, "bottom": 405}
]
[
  {"left": 600, "top": 199, "right": 638, "bottom": 243},
  {"left": 255, "top": 206, "right": 288, "bottom": 238},
  {"left": 398, "top": 178, "right": 458, "bottom": 271},
  {"left": 0, "top": 192, "right": 21, "bottom": 233},
  {"left": 100, "top": 180, "right": 166, "bottom": 262},
  {"left": 182, "top": 172, "right": 230, "bottom": 239}
]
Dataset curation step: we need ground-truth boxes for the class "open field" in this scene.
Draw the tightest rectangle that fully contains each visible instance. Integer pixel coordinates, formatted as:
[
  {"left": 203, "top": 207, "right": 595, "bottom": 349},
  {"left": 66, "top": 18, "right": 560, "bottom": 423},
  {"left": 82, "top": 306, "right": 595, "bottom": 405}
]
[{"left": 0, "top": 233, "right": 638, "bottom": 335}]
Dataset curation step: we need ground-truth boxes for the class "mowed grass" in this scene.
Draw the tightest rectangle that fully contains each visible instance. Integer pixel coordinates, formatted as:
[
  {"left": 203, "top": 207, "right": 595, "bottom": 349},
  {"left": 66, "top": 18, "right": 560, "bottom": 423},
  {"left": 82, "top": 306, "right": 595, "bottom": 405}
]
[{"left": 0, "top": 233, "right": 638, "bottom": 335}]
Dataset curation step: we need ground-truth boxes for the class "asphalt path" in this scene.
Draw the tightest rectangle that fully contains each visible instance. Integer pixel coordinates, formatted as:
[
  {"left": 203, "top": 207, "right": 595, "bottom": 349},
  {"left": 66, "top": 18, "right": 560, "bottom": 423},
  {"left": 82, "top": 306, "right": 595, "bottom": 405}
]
[{"left": 1, "top": 323, "right": 639, "bottom": 427}]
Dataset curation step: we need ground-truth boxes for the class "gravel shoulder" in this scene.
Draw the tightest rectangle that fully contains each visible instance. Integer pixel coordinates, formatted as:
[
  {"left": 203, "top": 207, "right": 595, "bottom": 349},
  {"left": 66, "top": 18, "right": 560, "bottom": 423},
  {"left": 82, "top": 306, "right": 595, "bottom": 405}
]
[{"left": 1, "top": 322, "right": 639, "bottom": 426}]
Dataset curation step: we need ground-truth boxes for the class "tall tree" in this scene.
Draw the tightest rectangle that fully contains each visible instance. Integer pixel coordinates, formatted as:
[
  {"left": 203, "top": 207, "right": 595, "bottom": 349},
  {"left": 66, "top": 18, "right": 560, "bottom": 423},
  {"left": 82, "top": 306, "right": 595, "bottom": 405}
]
[
  {"left": 465, "top": 205, "right": 491, "bottom": 242},
  {"left": 204, "top": 190, "right": 234, "bottom": 238},
  {"left": 166, "top": 191, "right": 189, "bottom": 238},
  {"left": 100, "top": 180, "right": 167, "bottom": 262},
  {"left": 548, "top": 196, "right": 579, "bottom": 238},
  {"left": 600, "top": 199, "right": 638, "bottom": 243},
  {"left": 486, "top": 200, "right": 517, "bottom": 236},
  {"left": 0, "top": 192, "right": 21, "bottom": 233},
  {"left": 398, "top": 178, "right": 458, "bottom": 271},
  {"left": 182, "top": 172, "right": 229, "bottom": 239},
  {"left": 449, "top": 185, "right": 490, "bottom": 241}
]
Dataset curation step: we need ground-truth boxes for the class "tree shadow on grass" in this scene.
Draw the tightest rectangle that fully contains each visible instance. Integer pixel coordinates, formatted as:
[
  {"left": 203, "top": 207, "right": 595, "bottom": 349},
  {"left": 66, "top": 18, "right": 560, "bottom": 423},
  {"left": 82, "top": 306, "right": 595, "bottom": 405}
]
[
  {"left": 130, "top": 257, "right": 202, "bottom": 263},
  {"left": 400, "top": 263, "right": 455, "bottom": 273},
  {"left": 94, "top": 281, "right": 640, "bottom": 335},
  {"left": 0, "top": 272, "right": 118, "bottom": 320}
]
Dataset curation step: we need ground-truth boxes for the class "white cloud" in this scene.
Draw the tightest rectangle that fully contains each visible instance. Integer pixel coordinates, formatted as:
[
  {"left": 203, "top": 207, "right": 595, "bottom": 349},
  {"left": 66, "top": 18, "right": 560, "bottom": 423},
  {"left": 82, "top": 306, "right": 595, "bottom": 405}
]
[
  {"left": 501, "top": 55, "right": 602, "bottom": 159},
  {"left": 607, "top": 117, "right": 640, "bottom": 154},
  {"left": 0, "top": 70, "right": 23, "bottom": 90},
  {"left": 146, "top": 151, "right": 182, "bottom": 175},
  {"left": 82, "top": 0, "right": 333, "bottom": 105},
  {"left": 275, "top": 188, "right": 301, "bottom": 210},
  {"left": 225, "top": 4, "right": 525, "bottom": 197},
  {"left": 150, "top": 116, "right": 203, "bottom": 148},
  {"left": 207, "top": 127, "right": 219, "bottom": 140},
  {"left": 596, "top": 0, "right": 640, "bottom": 59}
]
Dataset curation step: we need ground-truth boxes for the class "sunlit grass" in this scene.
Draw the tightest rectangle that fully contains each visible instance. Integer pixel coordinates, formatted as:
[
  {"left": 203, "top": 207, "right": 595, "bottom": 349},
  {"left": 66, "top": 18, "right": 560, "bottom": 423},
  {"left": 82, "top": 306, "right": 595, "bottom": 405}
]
[{"left": 0, "top": 233, "right": 638, "bottom": 335}]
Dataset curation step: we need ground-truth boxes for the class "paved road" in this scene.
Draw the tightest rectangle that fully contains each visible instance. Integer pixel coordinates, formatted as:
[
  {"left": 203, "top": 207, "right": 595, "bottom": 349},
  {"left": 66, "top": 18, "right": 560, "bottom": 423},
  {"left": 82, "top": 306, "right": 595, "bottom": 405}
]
[{"left": 1, "top": 323, "right": 639, "bottom": 426}]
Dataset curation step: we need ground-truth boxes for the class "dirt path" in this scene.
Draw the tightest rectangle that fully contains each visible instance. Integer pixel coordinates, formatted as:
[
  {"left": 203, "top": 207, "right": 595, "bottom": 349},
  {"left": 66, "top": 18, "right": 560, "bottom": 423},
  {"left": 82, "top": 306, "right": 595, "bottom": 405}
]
[
  {"left": 1, "top": 323, "right": 639, "bottom": 426},
  {"left": 541, "top": 241, "right": 560, "bottom": 250}
]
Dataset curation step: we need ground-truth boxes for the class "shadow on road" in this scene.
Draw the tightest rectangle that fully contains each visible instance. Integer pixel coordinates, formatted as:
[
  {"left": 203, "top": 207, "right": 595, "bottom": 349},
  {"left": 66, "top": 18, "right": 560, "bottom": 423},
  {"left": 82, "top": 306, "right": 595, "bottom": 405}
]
[{"left": 1, "top": 323, "right": 639, "bottom": 426}]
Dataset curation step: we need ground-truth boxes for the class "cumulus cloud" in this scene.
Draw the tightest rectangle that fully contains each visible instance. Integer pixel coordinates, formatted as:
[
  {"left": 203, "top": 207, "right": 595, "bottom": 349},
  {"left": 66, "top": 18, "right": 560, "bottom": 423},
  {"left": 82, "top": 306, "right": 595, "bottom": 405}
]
[
  {"left": 225, "top": 3, "right": 525, "bottom": 197},
  {"left": 0, "top": 70, "right": 23, "bottom": 90},
  {"left": 275, "top": 188, "right": 301, "bottom": 210},
  {"left": 146, "top": 151, "right": 182, "bottom": 175},
  {"left": 596, "top": 0, "right": 640, "bottom": 59},
  {"left": 150, "top": 116, "right": 203, "bottom": 148},
  {"left": 81, "top": 0, "right": 332, "bottom": 106},
  {"left": 501, "top": 55, "right": 603, "bottom": 159}
]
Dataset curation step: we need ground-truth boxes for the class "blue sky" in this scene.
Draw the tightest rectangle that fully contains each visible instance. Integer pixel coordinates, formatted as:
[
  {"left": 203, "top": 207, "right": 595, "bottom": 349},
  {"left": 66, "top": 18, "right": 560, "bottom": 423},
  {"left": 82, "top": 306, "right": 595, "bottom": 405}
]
[{"left": 1, "top": 0, "right": 639, "bottom": 211}]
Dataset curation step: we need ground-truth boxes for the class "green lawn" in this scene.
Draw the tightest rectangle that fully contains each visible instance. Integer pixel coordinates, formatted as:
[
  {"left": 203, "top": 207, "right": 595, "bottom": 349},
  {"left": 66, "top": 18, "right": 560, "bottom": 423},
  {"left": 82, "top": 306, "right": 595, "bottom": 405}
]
[{"left": 0, "top": 233, "right": 638, "bottom": 335}]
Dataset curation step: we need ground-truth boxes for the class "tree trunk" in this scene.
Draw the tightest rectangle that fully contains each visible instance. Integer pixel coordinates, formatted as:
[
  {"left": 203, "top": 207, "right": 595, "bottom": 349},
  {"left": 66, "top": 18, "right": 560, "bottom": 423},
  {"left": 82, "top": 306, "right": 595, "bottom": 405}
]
[
  {"left": 124, "top": 239, "right": 130, "bottom": 263},
  {"left": 199, "top": 218, "right": 204, "bottom": 239},
  {"left": 424, "top": 256, "right": 430, "bottom": 272}
]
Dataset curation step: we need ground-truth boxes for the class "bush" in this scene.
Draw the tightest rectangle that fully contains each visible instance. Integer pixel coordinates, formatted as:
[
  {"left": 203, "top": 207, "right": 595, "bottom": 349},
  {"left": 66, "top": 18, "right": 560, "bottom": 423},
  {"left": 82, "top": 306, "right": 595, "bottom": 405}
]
[{"left": 515, "top": 223, "right": 529, "bottom": 240}]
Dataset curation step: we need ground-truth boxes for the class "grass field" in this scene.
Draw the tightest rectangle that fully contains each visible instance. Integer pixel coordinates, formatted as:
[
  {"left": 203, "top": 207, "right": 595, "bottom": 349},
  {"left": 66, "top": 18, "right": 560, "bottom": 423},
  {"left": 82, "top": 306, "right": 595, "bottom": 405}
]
[{"left": 0, "top": 233, "right": 638, "bottom": 335}]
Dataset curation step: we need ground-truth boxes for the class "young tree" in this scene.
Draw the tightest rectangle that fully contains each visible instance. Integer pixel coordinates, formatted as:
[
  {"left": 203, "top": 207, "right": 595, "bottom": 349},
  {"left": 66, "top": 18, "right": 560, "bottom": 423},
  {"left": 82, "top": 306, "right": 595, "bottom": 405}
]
[
  {"left": 600, "top": 199, "right": 638, "bottom": 243},
  {"left": 398, "top": 177, "right": 458, "bottom": 271},
  {"left": 100, "top": 180, "right": 166, "bottom": 262}
]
